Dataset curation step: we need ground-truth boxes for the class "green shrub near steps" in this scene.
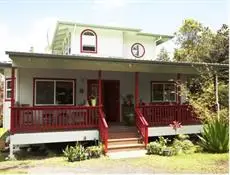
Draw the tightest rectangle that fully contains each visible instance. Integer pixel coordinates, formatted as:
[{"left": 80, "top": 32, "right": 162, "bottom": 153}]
[
  {"left": 63, "top": 144, "right": 88, "bottom": 162},
  {"left": 63, "top": 143, "right": 103, "bottom": 162},
  {"left": 147, "top": 136, "right": 169, "bottom": 155},
  {"left": 86, "top": 145, "right": 103, "bottom": 158}
]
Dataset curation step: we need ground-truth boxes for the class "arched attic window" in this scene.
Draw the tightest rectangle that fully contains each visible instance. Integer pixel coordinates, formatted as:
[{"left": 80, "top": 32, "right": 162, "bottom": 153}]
[{"left": 80, "top": 29, "right": 97, "bottom": 53}]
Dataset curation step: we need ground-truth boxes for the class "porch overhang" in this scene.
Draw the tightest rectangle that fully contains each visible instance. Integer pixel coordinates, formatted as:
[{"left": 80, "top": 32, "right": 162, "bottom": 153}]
[{"left": 5, "top": 51, "right": 229, "bottom": 75}]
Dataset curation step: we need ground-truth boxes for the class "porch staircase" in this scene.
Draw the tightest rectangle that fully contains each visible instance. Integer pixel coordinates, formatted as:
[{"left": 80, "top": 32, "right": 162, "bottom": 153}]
[{"left": 107, "top": 124, "right": 145, "bottom": 152}]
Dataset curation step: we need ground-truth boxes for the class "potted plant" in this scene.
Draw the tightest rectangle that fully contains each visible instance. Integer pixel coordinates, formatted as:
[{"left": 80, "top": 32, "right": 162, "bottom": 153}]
[
  {"left": 90, "top": 96, "right": 97, "bottom": 106},
  {"left": 124, "top": 112, "right": 135, "bottom": 126}
]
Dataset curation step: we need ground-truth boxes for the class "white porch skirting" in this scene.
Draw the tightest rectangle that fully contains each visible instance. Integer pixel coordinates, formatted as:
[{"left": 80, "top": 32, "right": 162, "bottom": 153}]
[
  {"left": 148, "top": 125, "right": 203, "bottom": 137},
  {"left": 10, "top": 130, "right": 99, "bottom": 145}
]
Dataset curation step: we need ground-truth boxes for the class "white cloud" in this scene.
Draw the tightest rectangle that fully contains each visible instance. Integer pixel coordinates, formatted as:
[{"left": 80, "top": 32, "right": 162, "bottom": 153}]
[{"left": 0, "top": 17, "right": 57, "bottom": 62}]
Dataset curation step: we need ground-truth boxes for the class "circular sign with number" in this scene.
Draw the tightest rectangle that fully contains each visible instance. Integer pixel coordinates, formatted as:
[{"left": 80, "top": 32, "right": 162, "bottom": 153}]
[{"left": 131, "top": 43, "right": 145, "bottom": 58}]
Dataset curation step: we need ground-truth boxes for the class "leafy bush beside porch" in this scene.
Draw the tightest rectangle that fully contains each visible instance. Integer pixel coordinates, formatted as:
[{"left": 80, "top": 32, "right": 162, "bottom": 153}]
[
  {"left": 147, "top": 135, "right": 198, "bottom": 156},
  {"left": 63, "top": 143, "right": 103, "bottom": 162}
]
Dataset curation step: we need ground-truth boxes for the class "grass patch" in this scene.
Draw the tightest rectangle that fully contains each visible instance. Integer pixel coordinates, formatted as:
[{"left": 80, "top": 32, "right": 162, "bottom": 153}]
[{"left": 0, "top": 153, "right": 228, "bottom": 174}]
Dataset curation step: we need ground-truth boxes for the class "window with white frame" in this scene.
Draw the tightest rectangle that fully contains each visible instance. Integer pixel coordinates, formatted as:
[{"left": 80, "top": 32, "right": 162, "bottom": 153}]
[
  {"left": 81, "top": 29, "right": 97, "bottom": 53},
  {"left": 35, "top": 79, "right": 75, "bottom": 105},
  {"left": 5, "top": 79, "right": 12, "bottom": 100},
  {"left": 151, "top": 82, "right": 176, "bottom": 102}
]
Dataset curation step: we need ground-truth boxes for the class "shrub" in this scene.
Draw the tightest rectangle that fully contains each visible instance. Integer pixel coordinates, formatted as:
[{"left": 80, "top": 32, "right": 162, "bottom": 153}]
[
  {"left": 147, "top": 136, "right": 168, "bottom": 155},
  {"left": 198, "top": 118, "right": 229, "bottom": 153},
  {"left": 147, "top": 142, "right": 162, "bottom": 155},
  {"left": 86, "top": 145, "right": 102, "bottom": 158},
  {"left": 147, "top": 135, "right": 198, "bottom": 156},
  {"left": 172, "top": 134, "right": 196, "bottom": 155},
  {"left": 63, "top": 144, "right": 88, "bottom": 162}
]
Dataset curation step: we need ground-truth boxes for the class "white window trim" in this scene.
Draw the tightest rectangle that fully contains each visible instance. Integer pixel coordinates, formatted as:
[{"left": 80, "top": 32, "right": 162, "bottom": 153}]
[
  {"left": 34, "top": 79, "right": 75, "bottom": 106},
  {"left": 5, "top": 79, "right": 12, "bottom": 100},
  {"left": 151, "top": 82, "right": 176, "bottom": 102}
]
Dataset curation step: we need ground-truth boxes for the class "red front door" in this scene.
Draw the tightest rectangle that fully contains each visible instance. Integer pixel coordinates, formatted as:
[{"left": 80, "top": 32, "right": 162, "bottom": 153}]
[{"left": 87, "top": 80, "right": 120, "bottom": 122}]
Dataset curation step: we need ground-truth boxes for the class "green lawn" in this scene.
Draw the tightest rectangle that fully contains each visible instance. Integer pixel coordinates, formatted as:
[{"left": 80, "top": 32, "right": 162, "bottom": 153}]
[{"left": 0, "top": 153, "right": 228, "bottom": 174}]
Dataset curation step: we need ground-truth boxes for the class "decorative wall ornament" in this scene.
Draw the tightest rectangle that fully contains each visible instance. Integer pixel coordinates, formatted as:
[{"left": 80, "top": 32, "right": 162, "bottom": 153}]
[{"left": 131, "top": 43, "right": 145, "bottom": 58}]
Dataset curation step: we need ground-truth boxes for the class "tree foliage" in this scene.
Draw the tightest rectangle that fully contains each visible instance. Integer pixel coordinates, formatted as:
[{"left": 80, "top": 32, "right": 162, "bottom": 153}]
[
  {"left": 175, "top": 19, "right": 229, "bottom": 122},
  {"left": 156, "top": 47, "right": 170, "bottom": 61},
  {"left": 174, "top": 19, "right": 229, "bottom": 65}
]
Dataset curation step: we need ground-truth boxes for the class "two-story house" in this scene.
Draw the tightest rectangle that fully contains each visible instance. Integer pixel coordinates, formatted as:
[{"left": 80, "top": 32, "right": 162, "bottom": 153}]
[{"left": 1, "top": 21, "right": 227, "bottom": 157}]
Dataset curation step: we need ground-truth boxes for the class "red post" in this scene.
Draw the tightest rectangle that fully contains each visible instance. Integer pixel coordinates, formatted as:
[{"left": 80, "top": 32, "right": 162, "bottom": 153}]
[
  {"left": 135, "top": 72, "right": 139, "bottom": 108},
  {"left": 177, "top": 73, "right": 181, "bottom": 104},
  {"left": 10, "top": 67, "right": 15, "bottom": 134},
  {"left": 98, "top": 70, "right": 102, "bottom": 106},
  {"left": 145, "top": 126, "right": 148, "bottom": 147}
]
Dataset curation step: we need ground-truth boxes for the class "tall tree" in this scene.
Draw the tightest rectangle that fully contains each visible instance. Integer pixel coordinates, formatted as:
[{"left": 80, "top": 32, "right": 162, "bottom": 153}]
[
  {"left": 156, "top": 47, "right": 170, "bottom": 61},
  {"left": 175, "top": 19, "right": 229, "bottom": 121},
  {"left": 174, "top": 19, "right": 229, "bottom": 64},
  {"left": 174, "top": 19, "right": 229, "bottom": 81}
]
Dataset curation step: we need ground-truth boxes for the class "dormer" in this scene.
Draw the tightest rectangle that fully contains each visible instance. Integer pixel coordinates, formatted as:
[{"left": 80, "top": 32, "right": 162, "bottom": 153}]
[{"left": 51, "top": 21, "right": 173, "bottom": 60}]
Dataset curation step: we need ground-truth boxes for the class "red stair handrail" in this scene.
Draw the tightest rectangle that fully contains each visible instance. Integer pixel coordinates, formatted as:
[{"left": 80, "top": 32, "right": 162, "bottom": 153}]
[
  {"left": 98, "top": 106, "right": 108, "bottom": 153},
  {"left": 135, "top": 108, "right": 149, "bottom": 146}
]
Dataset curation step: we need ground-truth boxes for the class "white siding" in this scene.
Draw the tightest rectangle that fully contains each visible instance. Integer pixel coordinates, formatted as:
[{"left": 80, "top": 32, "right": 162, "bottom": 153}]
[
  {"left": 70, "top": 27, "right": 157, "bottom": 60},
  {"left": 123, "top": 33, "right": 156, "bottom": 60},
  {"left": 71, "top": 27, "right": 123, "bottom": 58}
]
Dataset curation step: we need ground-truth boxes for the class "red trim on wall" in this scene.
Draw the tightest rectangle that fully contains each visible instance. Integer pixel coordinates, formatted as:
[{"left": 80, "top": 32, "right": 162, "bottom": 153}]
[
  {"left": 33, "top": 77, "right": 76, "bottom": 106},
  {"left": 131, "top": 43, "right": 145, "bottom": 58},
  {"left": 80, "top": 29, "right": 98, "bottom": 54},
  {"left": 150, "top": 81, "right": 177, "bottom": 103}
]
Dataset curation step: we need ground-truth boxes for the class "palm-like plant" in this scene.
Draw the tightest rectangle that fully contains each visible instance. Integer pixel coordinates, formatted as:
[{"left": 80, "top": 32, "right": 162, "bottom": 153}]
[{"left": 198, "top": 118, "right": 229, "bottom": 153}]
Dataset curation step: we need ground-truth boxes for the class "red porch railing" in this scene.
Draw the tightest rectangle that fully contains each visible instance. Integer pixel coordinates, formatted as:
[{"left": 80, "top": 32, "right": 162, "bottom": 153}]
[
  {"left": 11, "top": 106, "right": 99, "bottom": 134},
  {"left": 98, "top": 107, "right": 108, "bottom": 153},
  {"left": 139, "top": 104, "right": 200, "bottom": 127},
  {"left": 135, "top": 108, "right": 148, "bottom": 147}
]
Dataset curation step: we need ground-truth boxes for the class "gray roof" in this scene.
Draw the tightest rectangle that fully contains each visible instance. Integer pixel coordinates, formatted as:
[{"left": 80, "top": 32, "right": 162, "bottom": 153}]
[
  {"left": 0, "top": 62, "right": 12, "bottom": 68},
  {"left": 5, "top": 51, "right": 229, "bottom": 68}
]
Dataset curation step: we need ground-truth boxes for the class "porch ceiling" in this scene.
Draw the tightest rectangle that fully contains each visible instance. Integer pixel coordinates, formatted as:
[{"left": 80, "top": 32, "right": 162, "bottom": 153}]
[{"left": 6, "top": 51, "right": 229, "bottom": 74}]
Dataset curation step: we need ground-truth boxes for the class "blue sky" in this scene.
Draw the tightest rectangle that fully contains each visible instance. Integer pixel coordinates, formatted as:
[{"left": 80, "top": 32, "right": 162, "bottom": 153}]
[{"left": 0, "top": 0, "right": 228, "bottom": 61}]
